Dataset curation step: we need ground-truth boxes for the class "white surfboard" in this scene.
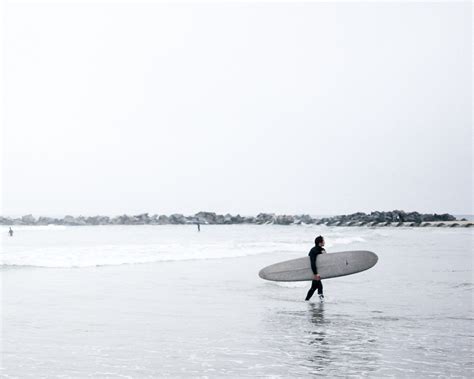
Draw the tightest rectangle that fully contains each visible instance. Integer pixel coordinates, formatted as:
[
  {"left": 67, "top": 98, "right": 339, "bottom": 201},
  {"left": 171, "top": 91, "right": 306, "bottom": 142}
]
[{"left": 258, "top": 250, "right": 378, "bottom": 282}]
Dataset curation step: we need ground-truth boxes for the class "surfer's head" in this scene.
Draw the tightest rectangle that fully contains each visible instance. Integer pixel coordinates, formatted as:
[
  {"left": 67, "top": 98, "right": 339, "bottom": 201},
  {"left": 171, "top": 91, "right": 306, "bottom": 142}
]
[{"left": 315, "top": 235, "right": 324, "bottom": 247}]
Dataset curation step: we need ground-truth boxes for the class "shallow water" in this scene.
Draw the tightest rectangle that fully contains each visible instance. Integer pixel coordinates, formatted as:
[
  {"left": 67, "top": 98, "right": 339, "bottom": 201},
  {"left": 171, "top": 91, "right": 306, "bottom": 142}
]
[
  {"left": 1, "top": 225, "right": 473, "bottom": 377},
  {"left": 0, "top": 224, "right": 367, "bottom": 268}
]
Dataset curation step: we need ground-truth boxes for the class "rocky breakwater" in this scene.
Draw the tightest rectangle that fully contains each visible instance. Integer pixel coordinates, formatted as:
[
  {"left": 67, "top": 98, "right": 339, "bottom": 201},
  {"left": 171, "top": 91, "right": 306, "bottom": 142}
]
[
  {"left": 318, "top": 211, "right": 471, "bottom": 227},
  {"left": 0, "top": 211, "right": 471, "bottom": 227}
]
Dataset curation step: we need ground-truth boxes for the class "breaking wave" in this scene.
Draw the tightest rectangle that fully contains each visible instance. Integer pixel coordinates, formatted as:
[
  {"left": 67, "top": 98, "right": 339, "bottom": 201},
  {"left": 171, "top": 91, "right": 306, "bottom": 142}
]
[{"left": 1, "top": 225, "right": 369, "bottom": 269}]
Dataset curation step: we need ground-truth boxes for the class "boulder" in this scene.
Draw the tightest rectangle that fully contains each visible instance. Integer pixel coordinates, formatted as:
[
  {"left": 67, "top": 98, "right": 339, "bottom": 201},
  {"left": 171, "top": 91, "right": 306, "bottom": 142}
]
[
  {"left": 73, "top": 216, "right": 87, "bottom": 226},
  {"left": 231, "top": 214, "right": 244, "bottom": 224},
  {"left": 21, "top": 214, "right": 36, "bottom": 224},
  {"left": 298, "top": 214, "right": 315, "bottom": 224},
  {"left": 195, "top": 212, "right": 217, "bottom": 224},
  {"left": 111, "top": 215, "right": 124, "bottom": 224},
  {"left": 85, "top": 215, "right": 109, "bottom": 225},
  {"left": 133, "top": 213, "right": 150, "bottom": 224},
  {"left": 405, "top": 212, "right": 422, "bottom": 223},
  {"left": 111, "top": 214, "right": 138, "bottom": 224},
  {"left": 224, "top": 214, "right": 233, "bottom": 224},
  {"left": 0, "top": 216, "right": 14, "bottom": 225},
  {"left": 275, "top": 215, "right": 294, "bottom": 225},
  {"left": 37, "top": 216, "right": 58, "bottom": 225},
  {"left": 243, "top": 216, "right": 255, "bottom": 224},
  {"left": 256, "top": 213, "right": 275, "bottom": 224},
  {"left": 169, "top": 214, "right": 186, "bottom": 224},
  {"left": 63, "top": 215, "right": 81, "bottom": 225},
  {"left": 394, "top": 210, "right": 406, "bottom": 222},
  {"left": 149, "top": 214, "right": 159, "bottom": 224},
  {"left": 439, "top": 213, "right": 456, "bottom": 221},
  {"left": 157, "top": 215, "right": 169, "bottom": 224}
]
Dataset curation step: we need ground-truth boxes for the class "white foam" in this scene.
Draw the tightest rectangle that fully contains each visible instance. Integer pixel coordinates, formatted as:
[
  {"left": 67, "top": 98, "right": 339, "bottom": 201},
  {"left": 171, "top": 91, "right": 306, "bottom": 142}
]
[
  {"left": 327, "top": 236, "right": 366, "bottom": 247},
  {"left": 1, "top": 242, "right": 299, "bottom": 268},
  {"left": 1, "top": 225, "right": 373, "bottom": 269},
  {"left": 0, "top": 225, "right": 67, "bottom": 231},
  {"left": 272, "top": 282, "right": 307, "bottom": 288}
]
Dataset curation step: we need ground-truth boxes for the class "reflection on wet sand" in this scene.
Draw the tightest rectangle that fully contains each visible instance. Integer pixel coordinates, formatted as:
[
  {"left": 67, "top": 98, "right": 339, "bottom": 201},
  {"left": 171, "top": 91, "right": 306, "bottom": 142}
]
[
  {"left": 308, "top": 302, "right": 327, "bottom": 344},
  {"left": 307, "top": 302, "right": 331, "bottom": 371},
  {"left": 308, "top": 302, "right": 326, "bottom": 325},
  {"left": 305, "top": 301, "right": 381, "bottom": 376}
]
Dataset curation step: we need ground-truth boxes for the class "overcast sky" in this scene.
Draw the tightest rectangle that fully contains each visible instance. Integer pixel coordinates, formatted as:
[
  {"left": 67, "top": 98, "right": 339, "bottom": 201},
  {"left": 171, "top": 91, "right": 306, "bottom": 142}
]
[{"left": 2, "top": 1, "right": 472, "bottom": 216}]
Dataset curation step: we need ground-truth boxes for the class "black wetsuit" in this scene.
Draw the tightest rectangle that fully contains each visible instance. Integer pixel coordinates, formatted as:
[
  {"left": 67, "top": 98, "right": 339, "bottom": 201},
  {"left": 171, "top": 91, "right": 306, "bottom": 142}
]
[{"left": 305, "top": 246, "right": 325, "bottom": 300}]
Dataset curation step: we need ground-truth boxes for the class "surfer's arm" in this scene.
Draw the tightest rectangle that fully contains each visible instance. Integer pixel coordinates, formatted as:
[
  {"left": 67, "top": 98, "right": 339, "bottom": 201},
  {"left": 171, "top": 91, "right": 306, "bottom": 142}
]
[{"left": 310, "top": 252, "right": 318, "bottom": 275}]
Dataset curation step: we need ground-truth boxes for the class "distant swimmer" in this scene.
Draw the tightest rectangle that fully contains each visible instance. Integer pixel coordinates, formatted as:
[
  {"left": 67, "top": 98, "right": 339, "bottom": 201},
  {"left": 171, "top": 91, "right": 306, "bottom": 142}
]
[
  {"left": 197, "top": 223, "right": 201, "bottom": 232},
  {"left": 8, "top": 227, "right": 13, "bottom": 237},
  {"left": 305, "top": 235, "right": 326, "bottom": 302}
]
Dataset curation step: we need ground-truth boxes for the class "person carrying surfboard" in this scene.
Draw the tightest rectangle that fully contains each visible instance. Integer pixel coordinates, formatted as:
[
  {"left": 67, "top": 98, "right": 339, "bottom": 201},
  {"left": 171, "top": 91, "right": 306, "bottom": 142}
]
[{"left": 305, "top": 235, "right": 326, "bottom": 301}]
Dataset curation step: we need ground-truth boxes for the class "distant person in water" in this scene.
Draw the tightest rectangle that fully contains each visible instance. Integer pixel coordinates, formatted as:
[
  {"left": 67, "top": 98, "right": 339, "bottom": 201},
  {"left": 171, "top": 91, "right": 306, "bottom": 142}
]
[
  {"left": 8, "top": 227, "right": 13, "bottom": 237},
  {"left": 197, "top": 223, "right": 201, "bottom": 232},
  {"left": 305, "top": 235, "right": 326, "bottom": 302}
]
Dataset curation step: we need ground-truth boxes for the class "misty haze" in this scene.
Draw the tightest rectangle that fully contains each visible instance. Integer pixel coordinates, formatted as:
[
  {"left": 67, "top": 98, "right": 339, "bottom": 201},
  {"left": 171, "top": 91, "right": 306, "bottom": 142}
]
[{"left": 1, "top": 1, "right": 472, "bottom": 378}]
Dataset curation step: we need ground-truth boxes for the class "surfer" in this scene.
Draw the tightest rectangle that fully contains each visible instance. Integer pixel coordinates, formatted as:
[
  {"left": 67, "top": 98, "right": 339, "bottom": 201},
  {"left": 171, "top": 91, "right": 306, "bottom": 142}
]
[
  {"left": 305, "top": 235, "right": 326, "bottom": 302},
  {"left": 8, "top": 227, "right": 13, "bottom": 237}
]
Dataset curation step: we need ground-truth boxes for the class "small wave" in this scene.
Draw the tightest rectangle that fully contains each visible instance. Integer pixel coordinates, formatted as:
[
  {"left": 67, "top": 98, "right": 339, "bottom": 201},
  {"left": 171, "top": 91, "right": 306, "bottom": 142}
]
[
  {"left": 271, "top": 282, "right": 308, "bottom": 288},
  {"left": 0, "top": 225, "right": 67, "bottom": 231},
  {"left": 0, "top": 244, "right": 287, "bottom": 269},
  {"left": 372, "top": 316, "right": 400, "bottom": 321},
  {"left": 0, "top": 264, "right": 40, "bottom": 270},
  {"left": 1, "top": 226, "right": 374, "bottom": 270},
  {"left": 452, "top": 282, "right": 473, "bottom": 289},
  {"left": 446, "top": 316, "right": 474, "bottom": 321},
  {"left": 327, "top": 236, "right": 366, "bottom": 247}
]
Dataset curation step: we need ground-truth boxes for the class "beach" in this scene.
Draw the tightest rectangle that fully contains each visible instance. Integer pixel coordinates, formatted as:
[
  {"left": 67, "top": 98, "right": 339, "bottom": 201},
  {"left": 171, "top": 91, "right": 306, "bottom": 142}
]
[{"left": 1, "top": 225, "right": 473, "bottom": 377}]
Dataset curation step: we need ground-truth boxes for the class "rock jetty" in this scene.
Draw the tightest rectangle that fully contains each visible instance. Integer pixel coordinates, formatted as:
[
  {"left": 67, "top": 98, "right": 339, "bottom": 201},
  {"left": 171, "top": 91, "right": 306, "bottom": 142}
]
[{"left": 0, "top": 211, "right": 471, "bottom": 228}]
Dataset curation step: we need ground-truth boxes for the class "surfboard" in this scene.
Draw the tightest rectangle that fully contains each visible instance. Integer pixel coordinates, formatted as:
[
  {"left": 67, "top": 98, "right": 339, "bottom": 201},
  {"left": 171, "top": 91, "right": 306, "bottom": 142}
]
[{"left": 258, "top": 250, "right": 378, "bottom": 282}]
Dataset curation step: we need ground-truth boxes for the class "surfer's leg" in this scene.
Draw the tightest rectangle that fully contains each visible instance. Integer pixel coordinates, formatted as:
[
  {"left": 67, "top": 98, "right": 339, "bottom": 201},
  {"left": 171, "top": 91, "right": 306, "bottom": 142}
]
[
  {"left": 317, "top": 280, "right": 323, "bottom": 295},
  {"left": 305, "top": 280, "right": 318, "bottom": 301}
]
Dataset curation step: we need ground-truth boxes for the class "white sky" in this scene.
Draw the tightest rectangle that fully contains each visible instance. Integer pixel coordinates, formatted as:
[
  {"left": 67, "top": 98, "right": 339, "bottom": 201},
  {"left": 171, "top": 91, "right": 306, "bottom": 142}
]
[{"left": 2, "top": 1, "right": 472, "bottom": 216}]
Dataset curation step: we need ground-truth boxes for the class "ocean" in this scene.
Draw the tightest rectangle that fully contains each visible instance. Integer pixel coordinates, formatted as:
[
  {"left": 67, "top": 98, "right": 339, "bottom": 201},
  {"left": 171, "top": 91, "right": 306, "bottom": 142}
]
[{"left": 1, "top": 224, "right": 472, "bottom": 377}]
